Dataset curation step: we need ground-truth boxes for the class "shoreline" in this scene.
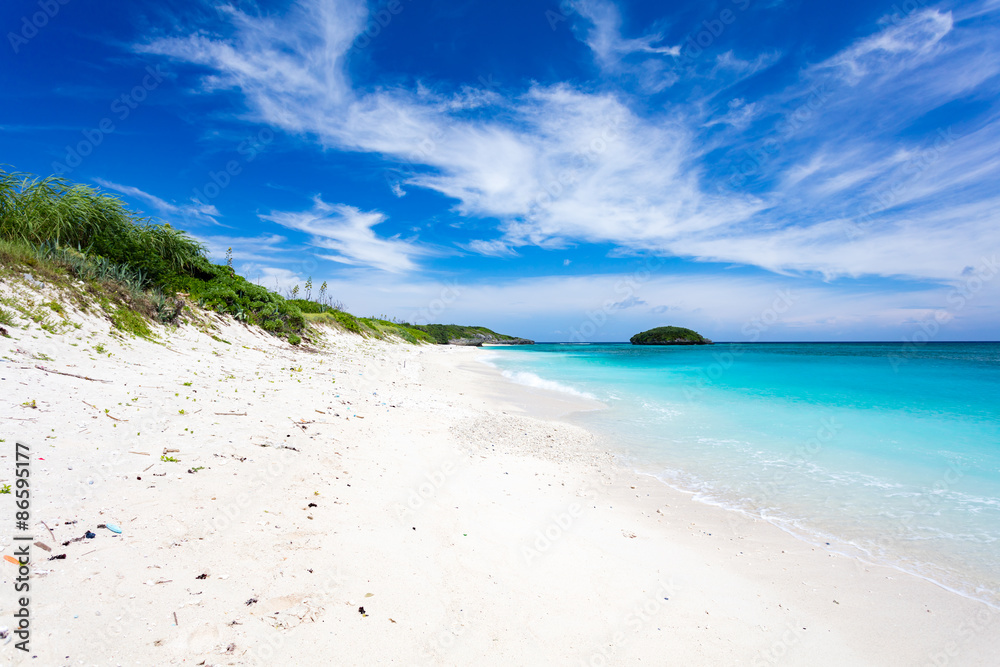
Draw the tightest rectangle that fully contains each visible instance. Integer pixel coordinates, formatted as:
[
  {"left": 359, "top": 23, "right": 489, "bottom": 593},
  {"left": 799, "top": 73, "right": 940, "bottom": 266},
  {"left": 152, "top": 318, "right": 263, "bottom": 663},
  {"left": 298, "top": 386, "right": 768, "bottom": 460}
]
[
  {"left": 1, "top": 285, "right": 997, "bottom": 664},
  {"left": 481, "top": 344, "right": 1000, "bottom": 613},
  {"left": 463, "top": 348, "right": 1000, "bottom": 660}
]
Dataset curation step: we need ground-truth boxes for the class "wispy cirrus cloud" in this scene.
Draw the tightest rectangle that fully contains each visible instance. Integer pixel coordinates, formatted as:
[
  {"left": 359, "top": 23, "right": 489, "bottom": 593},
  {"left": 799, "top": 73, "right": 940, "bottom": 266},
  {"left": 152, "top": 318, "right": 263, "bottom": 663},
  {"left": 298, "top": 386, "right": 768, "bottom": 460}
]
[
  {"left": 94, "top": 178, "right": 221, "bottom": 225},
  {"left": 134, "top": 0, "right": 1000, "bottom": 288},
  {"left": 260, "top": 197, "right": 432, "bottom": 273},
  {"left": 195, "top": 233, "right": 291, "bottom": 264},
  {"left": 568, "top": 0, "right": 680, "bottom": 67}
]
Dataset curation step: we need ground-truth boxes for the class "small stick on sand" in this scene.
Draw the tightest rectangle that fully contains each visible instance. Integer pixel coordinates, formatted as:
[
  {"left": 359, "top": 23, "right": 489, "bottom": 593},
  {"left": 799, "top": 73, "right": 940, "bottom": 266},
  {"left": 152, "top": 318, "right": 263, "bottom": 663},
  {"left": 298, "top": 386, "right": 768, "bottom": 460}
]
[
  {"left": 35, "top": 365, "right": 111, "bottom": 383},
  {"left": 41, "top": 521, "right": 56, "bottom": 542},
  {"left": 215, "top": 412, "right": 247, "bottom": 416}
]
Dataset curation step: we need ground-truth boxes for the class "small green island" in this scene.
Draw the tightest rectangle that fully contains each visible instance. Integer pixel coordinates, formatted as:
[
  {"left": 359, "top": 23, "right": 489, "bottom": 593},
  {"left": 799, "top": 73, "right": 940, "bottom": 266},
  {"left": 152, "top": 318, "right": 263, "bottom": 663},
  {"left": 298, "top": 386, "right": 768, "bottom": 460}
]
[{"left": 630, "top": 326, "right": 713, "bottom": 345}]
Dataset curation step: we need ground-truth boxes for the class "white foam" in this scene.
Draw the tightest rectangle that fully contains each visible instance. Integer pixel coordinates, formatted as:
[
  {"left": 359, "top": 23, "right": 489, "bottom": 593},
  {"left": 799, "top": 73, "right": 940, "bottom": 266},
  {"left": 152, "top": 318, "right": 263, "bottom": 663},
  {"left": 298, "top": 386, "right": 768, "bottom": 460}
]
[{"left": 500, "top": 370, "right": 596, "bottom": 399}]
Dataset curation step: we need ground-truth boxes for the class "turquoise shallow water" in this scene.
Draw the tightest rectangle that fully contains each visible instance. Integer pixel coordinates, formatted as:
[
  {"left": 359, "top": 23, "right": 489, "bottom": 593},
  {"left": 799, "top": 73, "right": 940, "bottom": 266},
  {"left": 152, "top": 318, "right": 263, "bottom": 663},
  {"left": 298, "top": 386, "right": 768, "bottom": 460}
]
[{"left": 485, "top": 342, "right": 1000, "bottom": 607}]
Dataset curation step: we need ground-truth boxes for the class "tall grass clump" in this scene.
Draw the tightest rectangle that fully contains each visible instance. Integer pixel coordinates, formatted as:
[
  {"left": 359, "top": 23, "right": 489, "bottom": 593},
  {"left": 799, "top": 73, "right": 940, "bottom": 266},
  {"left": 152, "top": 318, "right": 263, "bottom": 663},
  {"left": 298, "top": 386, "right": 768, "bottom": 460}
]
[
  {"left": 0, "top": 168, "right": 206, "bottom": 287},
  {"left": 0, "top": 166, "right": 307, "bottom": 339}
]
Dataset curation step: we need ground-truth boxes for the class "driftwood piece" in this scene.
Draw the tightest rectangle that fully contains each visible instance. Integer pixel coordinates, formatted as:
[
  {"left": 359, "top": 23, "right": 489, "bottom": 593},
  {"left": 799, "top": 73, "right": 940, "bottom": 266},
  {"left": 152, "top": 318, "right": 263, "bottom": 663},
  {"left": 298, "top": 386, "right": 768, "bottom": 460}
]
[{"left": 35, "top": 365, "right": 111, "bottom": 383}]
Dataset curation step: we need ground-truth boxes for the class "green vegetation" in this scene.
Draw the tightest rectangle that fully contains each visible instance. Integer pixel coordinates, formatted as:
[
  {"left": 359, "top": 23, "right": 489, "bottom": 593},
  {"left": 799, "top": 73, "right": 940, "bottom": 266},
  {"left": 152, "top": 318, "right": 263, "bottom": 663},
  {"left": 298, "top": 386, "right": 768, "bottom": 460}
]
[
  {"left": 1, "top": 166, "right": 531, "bottom": 347},
  {"left": 413, "top": 323, "right": 530, "bottom": 345},
  {"left": 108, "top": 304, "right": 154, "bottom": 339},
  {"left": 306, "top": 310, "right": 363, "bottom": 334},
  {"left": 630, "top": 326, "right": 712, "bottom": 345},
  {"left": 286, "top": 298, "right": 330, "bottom": 314},
  {"left": 160, "top": 454, "right": 179, "bottom": 463},
  {"left": 0, "top": 484, "right": 10, "bottom": 494},
  {"left": 0, "top": 167, "right": 304, "bottom": 340},
  {"left": 0, "top": 170, "right": 204, "bottom": 282},
  {"left": 303, "top": 311, "right": 434, "bottom": 344}
]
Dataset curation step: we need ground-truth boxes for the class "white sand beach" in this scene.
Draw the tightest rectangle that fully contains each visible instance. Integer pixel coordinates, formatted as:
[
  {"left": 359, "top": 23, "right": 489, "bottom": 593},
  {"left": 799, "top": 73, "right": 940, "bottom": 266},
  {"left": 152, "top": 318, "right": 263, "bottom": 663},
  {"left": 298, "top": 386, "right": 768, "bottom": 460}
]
[{"left": 1, "top": 279, "right": 997, "bottom": 666}]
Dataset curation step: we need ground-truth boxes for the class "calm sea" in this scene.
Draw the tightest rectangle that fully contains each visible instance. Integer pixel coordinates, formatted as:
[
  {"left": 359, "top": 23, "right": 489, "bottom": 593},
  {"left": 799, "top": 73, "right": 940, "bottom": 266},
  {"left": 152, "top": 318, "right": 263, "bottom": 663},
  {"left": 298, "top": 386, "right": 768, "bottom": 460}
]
[{"left": 484, "top": 342, "right": 1000, "bottom": 607}]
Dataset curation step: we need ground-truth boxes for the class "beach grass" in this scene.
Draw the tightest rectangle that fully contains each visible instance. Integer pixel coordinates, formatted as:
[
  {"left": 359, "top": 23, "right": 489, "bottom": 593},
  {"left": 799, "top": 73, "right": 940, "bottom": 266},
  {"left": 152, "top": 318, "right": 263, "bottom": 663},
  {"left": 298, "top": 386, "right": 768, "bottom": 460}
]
[
  {"left": 304, "top": 310, "right": 434, "bottom": 343},
  {"left": 1, "top": 165, "right": 524, "bottom": 348},
  {"left": 0, "top": 167, "right": 308, "bottom": 341}
]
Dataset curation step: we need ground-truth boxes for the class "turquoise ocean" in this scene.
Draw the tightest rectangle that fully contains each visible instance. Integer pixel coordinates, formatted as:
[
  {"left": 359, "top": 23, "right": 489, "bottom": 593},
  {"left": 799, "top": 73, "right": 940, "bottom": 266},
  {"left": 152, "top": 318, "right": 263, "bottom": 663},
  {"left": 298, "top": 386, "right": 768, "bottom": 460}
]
[{"left": 483, "top": 342, "right": 1000, "bottom": 607}]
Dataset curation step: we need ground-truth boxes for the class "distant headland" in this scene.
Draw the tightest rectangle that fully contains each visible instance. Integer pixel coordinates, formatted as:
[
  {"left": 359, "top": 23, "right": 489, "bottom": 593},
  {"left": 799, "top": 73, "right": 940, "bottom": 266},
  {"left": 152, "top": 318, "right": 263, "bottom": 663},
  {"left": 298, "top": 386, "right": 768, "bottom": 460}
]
[
  {"left": 417, "top": 324, "right": 534, "bottom": 346},
  {"left": 630, "top": 326, "right": 713, "bottom": 345}
]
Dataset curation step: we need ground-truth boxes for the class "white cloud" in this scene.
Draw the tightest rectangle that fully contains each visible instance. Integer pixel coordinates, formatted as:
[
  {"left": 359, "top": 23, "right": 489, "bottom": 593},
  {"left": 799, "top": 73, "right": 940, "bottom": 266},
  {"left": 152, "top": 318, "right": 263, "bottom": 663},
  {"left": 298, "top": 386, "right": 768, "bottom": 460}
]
[
  {"left": 238, "top": 265, "right": 304, "bottom": 292},
  {"left": 136, "top": 0, "right": 1000, "bottom": 289},
  {"left": 816, "top": 9, "right": 953, "bottom": 85},
  {"left": 568, "top": 0, "right": 680, "bottom": 71},
  {"left": 464, "top": 239, "right": 519, "bottom": 257},
  {"left": 194, "top": 233, "right": 291, "bottom": 264},
  {"left": 714, "top": 50, "right": 780, "bottom": 75},
  {"left": 94, "top": 178, "right": 220, "bottom": 225},
  {"left": 304, "top": 268, "right": 1000, "bottom": 341},
  {"left": 260, "top": 197, "right": 430, "bottom": 273}
]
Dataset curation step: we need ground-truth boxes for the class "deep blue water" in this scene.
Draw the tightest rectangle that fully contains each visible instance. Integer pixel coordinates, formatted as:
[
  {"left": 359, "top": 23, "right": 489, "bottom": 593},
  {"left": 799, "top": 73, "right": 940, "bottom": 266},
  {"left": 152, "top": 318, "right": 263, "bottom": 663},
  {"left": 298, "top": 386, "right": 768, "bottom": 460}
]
[{"left": 485, "top": 342, "right": 1000, "bottom": 606}]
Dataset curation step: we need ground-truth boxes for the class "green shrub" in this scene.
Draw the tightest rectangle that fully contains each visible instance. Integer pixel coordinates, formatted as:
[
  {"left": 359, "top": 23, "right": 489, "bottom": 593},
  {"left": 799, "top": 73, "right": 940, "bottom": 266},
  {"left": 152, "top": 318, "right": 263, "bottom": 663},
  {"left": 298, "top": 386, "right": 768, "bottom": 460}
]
[
  {"left": 0, "top": 169, "right": 206, "bottom": 287},
  {"left": 0, "top": 166, "right": 456, "bottom": 346},
  {"left": 414, "top": 323, "right": 517, "bottom": 345},
  {"left": 286, "top": 299, "right": 329, "bottom": 314},
  {"left": 109, "top": 306, "right": 154, "bottom": 340}
]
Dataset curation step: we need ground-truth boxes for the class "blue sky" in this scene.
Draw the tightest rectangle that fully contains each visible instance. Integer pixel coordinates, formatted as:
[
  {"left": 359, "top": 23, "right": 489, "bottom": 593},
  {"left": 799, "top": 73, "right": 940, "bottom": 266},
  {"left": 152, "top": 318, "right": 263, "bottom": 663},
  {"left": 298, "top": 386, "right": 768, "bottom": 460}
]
[{"left": 3, "top": 0, "right": 999, "bottom": 341}]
